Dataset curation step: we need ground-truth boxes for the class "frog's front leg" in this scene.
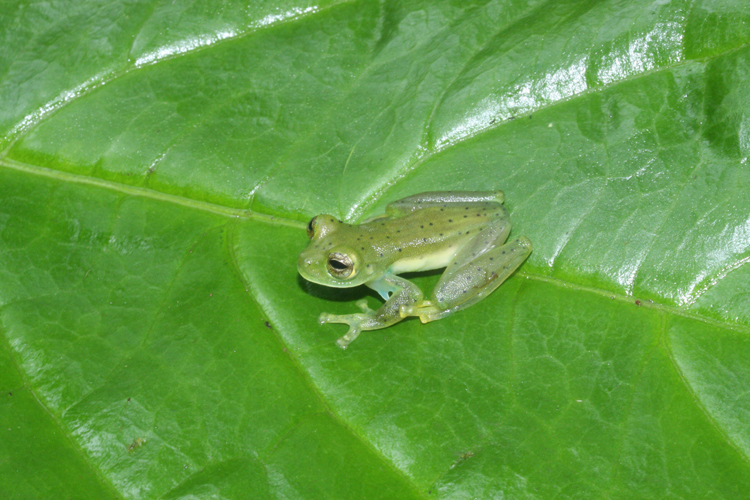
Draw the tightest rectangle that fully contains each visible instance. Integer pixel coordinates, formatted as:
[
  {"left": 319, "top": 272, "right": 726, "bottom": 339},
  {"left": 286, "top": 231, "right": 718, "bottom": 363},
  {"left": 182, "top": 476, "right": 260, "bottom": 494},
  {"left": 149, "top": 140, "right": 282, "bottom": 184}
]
[{"left": 320, "top": 274, "right": 423, "bottom": 349}]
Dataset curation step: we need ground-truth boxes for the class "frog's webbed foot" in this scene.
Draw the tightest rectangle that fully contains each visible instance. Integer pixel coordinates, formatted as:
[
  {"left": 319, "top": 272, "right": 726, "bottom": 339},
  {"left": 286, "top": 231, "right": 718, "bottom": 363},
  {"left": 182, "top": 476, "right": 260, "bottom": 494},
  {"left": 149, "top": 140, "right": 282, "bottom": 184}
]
[
  {"left": 319, "top": 299, "right": 377, "bottom": 349},
  {"left": 400, "top": 301, "right": 454, "bottom": 323},
  {"left": 319, "top": 312, "right": 364, "bottom": 349}
]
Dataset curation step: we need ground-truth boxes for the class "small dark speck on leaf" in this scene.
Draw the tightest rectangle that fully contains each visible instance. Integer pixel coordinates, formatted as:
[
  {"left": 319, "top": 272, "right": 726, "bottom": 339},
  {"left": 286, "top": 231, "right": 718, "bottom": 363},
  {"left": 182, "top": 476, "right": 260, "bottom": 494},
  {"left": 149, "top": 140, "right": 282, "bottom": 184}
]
[
  {"left": 265, "top": 321, "right": 272, "bottom": 329},
  {"left": 128, "top": 437, "right": 146, "bottom": 452},
  {"left": 635, "top": 300, "right": 641, "bottom": 306}
]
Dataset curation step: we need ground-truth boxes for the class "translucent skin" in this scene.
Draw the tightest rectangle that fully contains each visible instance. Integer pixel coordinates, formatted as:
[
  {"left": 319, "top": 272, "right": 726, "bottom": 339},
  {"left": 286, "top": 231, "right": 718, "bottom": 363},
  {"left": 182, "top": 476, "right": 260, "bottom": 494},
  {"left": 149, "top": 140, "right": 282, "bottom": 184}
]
[{"left": 298, "top": 191, "right": 532, "bottom": 348}]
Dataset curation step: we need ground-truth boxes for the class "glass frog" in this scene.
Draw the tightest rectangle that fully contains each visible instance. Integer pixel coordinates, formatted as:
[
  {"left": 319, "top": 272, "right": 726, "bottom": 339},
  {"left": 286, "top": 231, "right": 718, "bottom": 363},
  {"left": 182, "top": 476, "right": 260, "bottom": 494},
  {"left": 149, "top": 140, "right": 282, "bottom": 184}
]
[{"left": 298, "top": 191, "right": 532, "bottom": 348}]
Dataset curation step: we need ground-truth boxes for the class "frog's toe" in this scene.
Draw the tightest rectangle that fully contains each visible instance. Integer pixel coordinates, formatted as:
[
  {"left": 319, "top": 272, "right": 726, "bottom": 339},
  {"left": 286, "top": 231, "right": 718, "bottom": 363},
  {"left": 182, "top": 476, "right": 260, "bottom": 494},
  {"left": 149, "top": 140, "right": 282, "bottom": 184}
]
[
  {"left": 354, "top": 298, "right": 374, "bottom": 313},
  {"left": 319, "top": 312, "right": 337, "bottom": 324},
  {"left": 336, "top": 327, "right": 361, "bottom": 349}
]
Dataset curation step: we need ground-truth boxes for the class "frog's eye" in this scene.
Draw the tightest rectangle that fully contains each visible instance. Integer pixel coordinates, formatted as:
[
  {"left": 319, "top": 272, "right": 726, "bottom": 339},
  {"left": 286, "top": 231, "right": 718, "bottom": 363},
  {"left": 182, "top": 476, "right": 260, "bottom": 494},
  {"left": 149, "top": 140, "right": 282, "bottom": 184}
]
[
  {"left": 327, "top": 252, "right": 355, "bottom": 279},
  {"left": 306, "top": 217, "right": 317, "bottom": 239}
]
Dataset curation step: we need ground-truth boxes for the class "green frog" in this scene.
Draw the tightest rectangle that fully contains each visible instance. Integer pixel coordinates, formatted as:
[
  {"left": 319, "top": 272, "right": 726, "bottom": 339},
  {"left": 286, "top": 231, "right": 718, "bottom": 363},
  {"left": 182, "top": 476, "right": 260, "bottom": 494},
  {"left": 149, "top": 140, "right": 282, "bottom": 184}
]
[{"left": 298, "top": 191, "right": 532, "bottom": 348}]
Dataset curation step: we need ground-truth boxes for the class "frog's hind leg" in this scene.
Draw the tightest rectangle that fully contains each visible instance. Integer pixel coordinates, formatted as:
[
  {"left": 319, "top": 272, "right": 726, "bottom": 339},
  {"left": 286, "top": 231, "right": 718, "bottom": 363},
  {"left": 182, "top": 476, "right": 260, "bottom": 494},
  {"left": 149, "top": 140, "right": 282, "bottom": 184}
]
[
  {"left": 401, "top": 220, "right": 531, "bottom": 323},
  {"left": 384, "top": 191, "right": 505, "bottom": 218}
]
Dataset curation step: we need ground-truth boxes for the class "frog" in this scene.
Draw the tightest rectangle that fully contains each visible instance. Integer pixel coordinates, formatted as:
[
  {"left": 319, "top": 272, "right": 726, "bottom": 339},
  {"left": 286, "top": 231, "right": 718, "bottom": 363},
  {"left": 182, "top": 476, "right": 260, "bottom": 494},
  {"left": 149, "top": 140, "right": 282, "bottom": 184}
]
[{"left": 298, "top": 191, "right": 532, "bottom": 349}]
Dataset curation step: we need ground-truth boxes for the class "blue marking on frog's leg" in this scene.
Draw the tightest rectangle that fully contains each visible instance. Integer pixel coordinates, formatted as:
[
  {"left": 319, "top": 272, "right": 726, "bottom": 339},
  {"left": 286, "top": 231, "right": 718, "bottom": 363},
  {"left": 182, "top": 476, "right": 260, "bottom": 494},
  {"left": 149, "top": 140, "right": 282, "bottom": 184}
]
[{"left": 367, "top": 275, "right": 399, "bottom": 301}]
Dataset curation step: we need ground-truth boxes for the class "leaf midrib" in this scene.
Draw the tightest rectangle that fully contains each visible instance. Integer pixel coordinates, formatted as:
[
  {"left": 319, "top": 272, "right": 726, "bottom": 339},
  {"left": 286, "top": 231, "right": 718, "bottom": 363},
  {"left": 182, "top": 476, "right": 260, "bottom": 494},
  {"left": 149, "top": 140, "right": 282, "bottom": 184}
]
[
  {"left": 0, "top": 157, "right": 304, "bottom": 229},
  {"left": 4, "top": 155, "right": 746, "bottom": 336}
]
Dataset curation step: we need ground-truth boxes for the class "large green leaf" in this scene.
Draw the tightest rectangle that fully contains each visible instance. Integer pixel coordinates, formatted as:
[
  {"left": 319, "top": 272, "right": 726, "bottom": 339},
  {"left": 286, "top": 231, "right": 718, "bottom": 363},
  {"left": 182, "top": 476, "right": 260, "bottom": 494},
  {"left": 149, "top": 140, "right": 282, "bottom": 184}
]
[{"left": 2, "top": 0, "right": 750, "bottom": 498}]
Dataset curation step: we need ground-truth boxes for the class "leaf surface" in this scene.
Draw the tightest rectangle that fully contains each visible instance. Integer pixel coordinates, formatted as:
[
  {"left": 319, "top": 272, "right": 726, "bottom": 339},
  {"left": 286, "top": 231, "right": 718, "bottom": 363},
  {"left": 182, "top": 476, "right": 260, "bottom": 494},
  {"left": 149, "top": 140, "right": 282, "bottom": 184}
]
[{"left": 2, "top": 0, "right": 750, "bottom": 498}]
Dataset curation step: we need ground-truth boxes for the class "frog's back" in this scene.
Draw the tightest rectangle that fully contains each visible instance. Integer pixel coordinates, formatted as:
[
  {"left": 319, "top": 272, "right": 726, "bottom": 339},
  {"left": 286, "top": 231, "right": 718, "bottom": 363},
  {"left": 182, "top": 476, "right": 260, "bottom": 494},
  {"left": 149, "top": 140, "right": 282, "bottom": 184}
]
[{"left": 361, "top": 202, "right": 508, "bottom": 273}]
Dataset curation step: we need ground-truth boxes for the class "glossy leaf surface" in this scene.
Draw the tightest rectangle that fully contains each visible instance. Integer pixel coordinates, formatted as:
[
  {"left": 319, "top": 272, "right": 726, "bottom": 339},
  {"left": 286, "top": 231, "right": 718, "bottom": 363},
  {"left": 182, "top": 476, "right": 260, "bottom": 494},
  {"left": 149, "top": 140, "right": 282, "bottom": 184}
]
[{"left": 2, "top": 1, "right": 750, "bottom": 498}]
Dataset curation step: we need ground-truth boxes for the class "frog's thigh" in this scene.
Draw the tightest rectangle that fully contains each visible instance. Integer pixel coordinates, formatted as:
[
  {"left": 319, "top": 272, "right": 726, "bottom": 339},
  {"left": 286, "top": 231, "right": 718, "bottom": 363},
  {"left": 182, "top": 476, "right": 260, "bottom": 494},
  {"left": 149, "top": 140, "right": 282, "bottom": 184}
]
[
  {"left": 441, "top": 217, "right": 511, "bottom": 275},
  {"left": 432, "top": 234, "right": 532, "bottom": 311},
  {"left": 385, "top": 191, "right": 504, "bottom": 217}
]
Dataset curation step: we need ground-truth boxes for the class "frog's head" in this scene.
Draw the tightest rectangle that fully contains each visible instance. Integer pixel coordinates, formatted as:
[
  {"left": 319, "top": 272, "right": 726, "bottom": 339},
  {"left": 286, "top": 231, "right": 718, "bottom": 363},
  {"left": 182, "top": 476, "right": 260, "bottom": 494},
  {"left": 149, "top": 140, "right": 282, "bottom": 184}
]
[{"left": 297, "top": 215, "right": 370, "bottom": 288}]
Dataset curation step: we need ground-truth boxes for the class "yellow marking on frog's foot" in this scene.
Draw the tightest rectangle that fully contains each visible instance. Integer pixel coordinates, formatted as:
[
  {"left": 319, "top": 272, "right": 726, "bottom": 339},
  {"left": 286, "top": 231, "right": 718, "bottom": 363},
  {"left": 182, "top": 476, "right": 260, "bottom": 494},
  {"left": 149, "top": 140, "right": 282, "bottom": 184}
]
[
  {"left": 400, "top": 301, "right": 440, "bottom": 322},
  {"left": 400, "top": 301, "right": 459, "bottom": 323}
]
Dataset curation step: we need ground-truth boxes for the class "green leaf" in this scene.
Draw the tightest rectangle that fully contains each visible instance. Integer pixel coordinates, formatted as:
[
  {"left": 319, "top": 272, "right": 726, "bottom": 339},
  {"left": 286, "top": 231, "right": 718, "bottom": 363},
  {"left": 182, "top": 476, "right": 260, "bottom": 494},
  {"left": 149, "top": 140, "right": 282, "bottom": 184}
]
[{"left": 2, "top": 0, "right": 750, "bottom": 498}]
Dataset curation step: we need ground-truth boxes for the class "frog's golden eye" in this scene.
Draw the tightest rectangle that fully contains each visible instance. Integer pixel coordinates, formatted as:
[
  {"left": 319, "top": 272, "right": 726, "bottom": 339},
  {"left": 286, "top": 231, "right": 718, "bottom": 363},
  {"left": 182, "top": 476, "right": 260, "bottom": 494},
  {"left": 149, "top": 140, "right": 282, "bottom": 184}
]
[
  {"left": 306, "top": 217, "right": 317, "bottom": 239},
  {"left": 327, "top": 252, "right": 355, "bottom": 279}
]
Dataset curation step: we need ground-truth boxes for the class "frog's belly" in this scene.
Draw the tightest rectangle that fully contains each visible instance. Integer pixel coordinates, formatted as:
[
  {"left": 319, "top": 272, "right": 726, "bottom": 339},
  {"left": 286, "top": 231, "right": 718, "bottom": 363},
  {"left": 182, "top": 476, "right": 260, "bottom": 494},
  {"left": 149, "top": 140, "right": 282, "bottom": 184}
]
[{"left": 389, "top": 245, "right": 458, "bottom": 274}]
